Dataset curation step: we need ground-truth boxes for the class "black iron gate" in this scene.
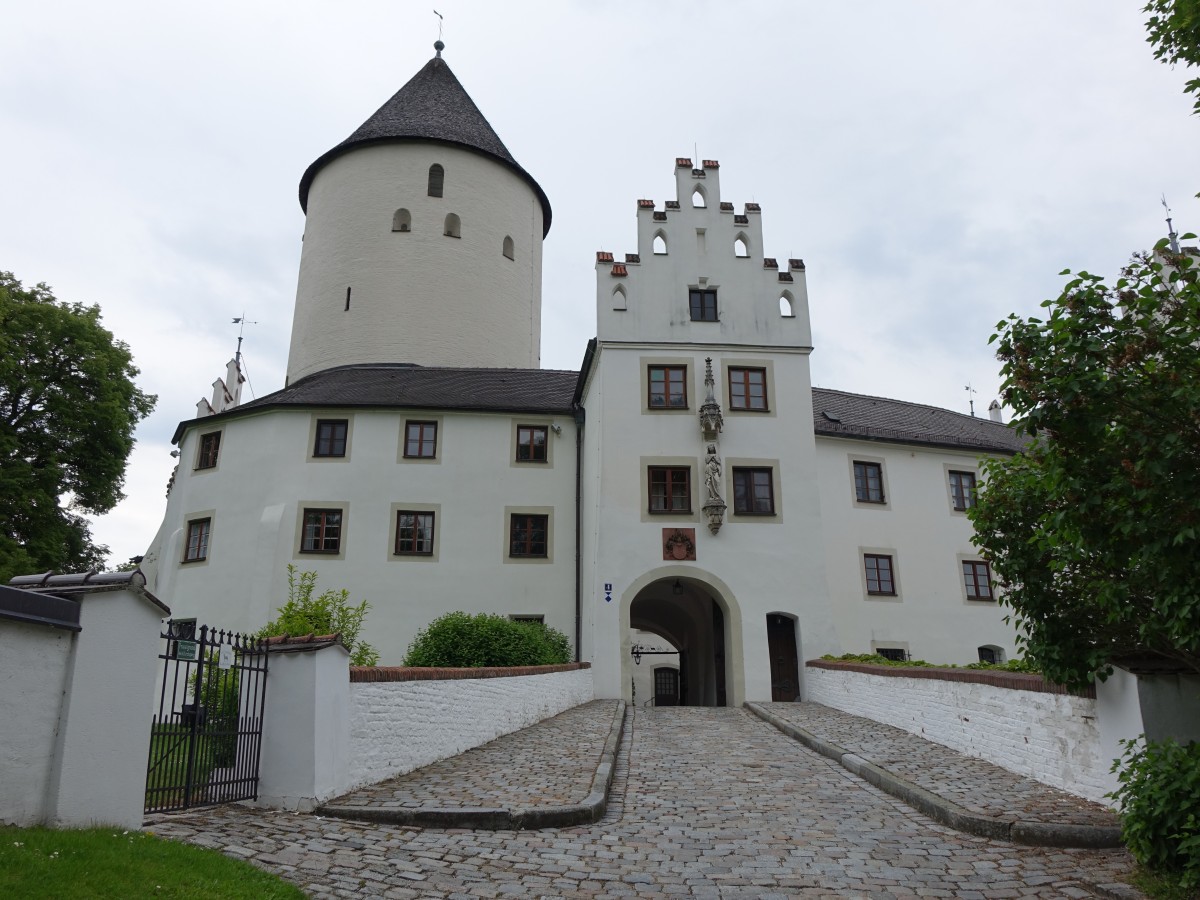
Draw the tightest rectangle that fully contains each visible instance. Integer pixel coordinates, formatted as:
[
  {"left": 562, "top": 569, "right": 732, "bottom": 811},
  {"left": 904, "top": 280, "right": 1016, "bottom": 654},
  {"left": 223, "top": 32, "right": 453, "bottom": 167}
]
[{"left": 145, "top": 621, "right": 269, "bottom": 813}]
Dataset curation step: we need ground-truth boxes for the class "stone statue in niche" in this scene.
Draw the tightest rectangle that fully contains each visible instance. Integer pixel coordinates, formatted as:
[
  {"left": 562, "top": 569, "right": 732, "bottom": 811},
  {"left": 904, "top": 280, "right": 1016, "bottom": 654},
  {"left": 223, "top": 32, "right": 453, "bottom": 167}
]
[
  {"left": 704, "top": 445, "right": 723, "bottom": 504},
  {"left": 702, "top": 443, "right": 727, "bottom": 535}
]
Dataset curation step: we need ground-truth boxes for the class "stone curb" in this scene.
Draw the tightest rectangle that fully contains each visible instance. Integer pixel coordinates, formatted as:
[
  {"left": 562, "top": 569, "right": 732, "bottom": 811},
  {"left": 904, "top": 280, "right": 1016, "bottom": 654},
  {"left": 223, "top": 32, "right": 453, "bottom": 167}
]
[
  {"left": 315, "top": 699, "right": 626, "bottom": 831},
  {"left": 745, "top": 702, "right": 1124, "bottom": 850}
]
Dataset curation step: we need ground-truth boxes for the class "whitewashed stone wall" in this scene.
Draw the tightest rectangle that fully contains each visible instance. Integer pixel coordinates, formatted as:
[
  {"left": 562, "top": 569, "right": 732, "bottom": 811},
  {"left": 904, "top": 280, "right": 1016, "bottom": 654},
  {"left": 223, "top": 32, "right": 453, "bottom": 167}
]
[
  {"left": 347, "top": 668, "right": 593, "bottom": 790},
  {"left": 805, "top": 665, "right": 1117, "bottom": 803},
  {"left": 0, "top": 620, "right": 73, "bottom": 824}
]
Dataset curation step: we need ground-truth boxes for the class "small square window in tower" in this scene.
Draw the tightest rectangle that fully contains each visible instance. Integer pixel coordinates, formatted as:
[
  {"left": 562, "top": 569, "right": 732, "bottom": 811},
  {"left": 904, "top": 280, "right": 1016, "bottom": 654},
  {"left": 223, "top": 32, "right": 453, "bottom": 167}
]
[
  {"left": 648, "top": 365, "right": 687, "bottom": 409},
  {"left": 689, "top": 289, "right": 718, "bottom": 322},
  {"left": 729, "top": 368, "right": 768, "bottom": 411},
  {"left": 404, "top": 421, "right": 438, "bottom": 458},
  {"left": 516, "top": 425, "right": 548, "bottom": 462},
  {"left": 509, "top": 514, "right": 548, "bottom": 558},
  {"left": 649, "top": 466, "right": 691, "bottom": 514},
  {"left": 314, "top": 419, "right": 348, "bottom": 457}
]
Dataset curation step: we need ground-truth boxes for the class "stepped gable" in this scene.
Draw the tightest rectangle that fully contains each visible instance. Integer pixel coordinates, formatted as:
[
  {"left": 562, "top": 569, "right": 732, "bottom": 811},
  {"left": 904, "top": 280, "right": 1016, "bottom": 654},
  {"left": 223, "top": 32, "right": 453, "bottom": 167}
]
[
  {"left": 298, "top": 53, "right": 552, "bottom": 233},
  {"left": 172, "top": 364, "right": 577, "bottom": 442},
  {"left": 812, "top": 387, "right": 1025, "bottom": 454}
]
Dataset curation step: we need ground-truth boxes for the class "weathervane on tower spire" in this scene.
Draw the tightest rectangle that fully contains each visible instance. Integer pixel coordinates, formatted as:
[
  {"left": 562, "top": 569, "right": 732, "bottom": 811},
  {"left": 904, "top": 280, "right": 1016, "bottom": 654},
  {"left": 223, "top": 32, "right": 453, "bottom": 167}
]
[{"left": 433, "top": 9, "right": 445, "bottom": 56}]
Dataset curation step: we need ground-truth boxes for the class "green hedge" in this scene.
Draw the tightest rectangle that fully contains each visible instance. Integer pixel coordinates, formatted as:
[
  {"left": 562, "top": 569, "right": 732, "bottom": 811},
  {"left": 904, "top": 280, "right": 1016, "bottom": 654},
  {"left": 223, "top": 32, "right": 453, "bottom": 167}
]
[
  {"left": 1110, "top": 738, "right": 1200, "bottom": 891},
  {"left": 403, "top": 612, "right": 572, "bottom": 667}
]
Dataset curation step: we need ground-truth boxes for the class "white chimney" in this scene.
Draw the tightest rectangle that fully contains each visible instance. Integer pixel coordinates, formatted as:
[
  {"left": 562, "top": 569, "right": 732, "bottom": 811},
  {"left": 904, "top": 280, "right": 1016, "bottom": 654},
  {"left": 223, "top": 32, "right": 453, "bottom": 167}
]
[{"left": 988, "top": 399, "right": 1003, "bottom": 423}]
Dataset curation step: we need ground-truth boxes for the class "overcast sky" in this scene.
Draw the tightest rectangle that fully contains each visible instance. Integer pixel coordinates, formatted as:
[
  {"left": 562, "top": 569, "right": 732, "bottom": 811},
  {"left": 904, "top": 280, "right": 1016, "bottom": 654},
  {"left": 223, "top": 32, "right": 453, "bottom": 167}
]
[{"left": 4, "top": 1, "right": 1198, "bottom": 568}]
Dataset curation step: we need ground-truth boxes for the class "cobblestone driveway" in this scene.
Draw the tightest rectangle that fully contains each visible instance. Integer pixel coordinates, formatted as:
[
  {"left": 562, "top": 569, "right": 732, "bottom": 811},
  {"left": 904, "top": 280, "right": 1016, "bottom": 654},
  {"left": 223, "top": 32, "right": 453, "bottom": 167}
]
[{"left": 153, "top": 707, "right": 1139, "bottom": 898}]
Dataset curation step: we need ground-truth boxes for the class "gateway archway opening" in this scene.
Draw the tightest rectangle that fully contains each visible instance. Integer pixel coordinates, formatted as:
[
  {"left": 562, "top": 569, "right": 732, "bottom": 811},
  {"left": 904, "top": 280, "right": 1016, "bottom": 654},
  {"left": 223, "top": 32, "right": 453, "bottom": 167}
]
[{"left": 629, "top": 577, "right": 731, "bottom": 707}]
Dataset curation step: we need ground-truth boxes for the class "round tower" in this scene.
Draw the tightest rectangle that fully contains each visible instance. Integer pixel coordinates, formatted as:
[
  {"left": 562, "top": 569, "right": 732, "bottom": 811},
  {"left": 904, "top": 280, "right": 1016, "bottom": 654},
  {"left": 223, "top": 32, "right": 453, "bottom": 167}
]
[{"left": 287, "top": 45, "right": 552, "bottom": 383}]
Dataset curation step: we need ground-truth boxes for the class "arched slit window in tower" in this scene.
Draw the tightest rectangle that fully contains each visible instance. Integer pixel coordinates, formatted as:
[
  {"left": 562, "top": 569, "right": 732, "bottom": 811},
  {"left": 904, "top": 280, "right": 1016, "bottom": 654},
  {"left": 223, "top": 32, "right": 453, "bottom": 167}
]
[
  {"left": 427, "top": 164, "right": 445, "bottom": 197},
  {"left": 692, "top": 187, "right": 706, "bottom": 208},
  {"left": 779, "top": 292, "right": 794, "bottom": 318},
  {"left": 612, "top": 284, "right": 627, "bottom": 310},
  {"left": 502, "top": 235, "right": 514, "bottom": 259},
  {"left": 653, "top": 232, "right": 667, "bottom": 255},
  {"left": 734, "top": 235, "right": 749, "bottom": 258},
  {"left": 392, "top": 208, "right": 411, "bottom": 232},
  {"left": 444, "top": 213, "right": 461, "bottom": 238}
]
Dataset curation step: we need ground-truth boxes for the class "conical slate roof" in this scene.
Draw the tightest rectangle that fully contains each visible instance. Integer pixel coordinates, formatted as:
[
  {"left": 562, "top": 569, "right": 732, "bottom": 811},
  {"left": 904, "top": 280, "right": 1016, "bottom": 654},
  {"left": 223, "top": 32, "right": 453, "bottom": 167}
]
[{"left": 298, "top": 52, "right": 552, "bottom": 234}]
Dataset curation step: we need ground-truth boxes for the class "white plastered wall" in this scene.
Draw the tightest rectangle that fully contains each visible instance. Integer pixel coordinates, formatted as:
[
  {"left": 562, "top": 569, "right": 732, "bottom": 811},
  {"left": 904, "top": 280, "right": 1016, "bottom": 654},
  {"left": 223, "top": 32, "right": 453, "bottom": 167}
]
[
  {"left": 813, "top": 437, "right": 1017, "bottom": 664},
  {"left": 143, "top": 407, "right": 575, "bottom": 663},
  {"left": 289, "top": 143, "right": 544, "bottom": 381}
]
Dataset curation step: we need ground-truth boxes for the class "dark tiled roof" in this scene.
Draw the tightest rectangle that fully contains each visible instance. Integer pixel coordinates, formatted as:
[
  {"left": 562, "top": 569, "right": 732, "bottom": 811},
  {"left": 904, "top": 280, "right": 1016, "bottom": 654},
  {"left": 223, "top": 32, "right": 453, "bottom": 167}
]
[
  {"left": 812, "top": 388, "right": 1025, "bottom": 454},
  {"left": 173, "top": 364, "right": 577, "bottom": 442},
  {"left": 298, "top": 55, "right": 551, "bottom": 234}
]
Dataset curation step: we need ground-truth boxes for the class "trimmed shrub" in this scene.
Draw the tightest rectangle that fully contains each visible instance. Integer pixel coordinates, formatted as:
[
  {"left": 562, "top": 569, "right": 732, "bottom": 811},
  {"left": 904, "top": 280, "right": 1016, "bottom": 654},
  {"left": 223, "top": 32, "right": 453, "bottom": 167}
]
[
  {"left": 1109, "top": 737, "right": 1200, "bottom": 890},
  {"left": 403, "top": 612, "right": 572, "bottom": 667}
]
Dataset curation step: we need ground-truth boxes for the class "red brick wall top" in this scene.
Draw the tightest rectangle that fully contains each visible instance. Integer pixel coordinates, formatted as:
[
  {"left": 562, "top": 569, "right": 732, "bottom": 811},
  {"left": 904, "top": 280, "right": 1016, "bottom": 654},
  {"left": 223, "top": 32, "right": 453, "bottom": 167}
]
[
  {"left": 805, "top": 659, "right": 1095, "bottom": 698},
  {"left": 349, "top": 662, "right": 591, "bottom": 683}
]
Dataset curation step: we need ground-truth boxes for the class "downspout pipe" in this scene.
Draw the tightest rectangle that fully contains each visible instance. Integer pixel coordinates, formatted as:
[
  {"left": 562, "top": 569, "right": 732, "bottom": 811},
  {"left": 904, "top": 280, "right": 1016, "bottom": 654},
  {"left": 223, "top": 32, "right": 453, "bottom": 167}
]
[{"left": 573, "top": 405, "right": 585, "bottom": 663}]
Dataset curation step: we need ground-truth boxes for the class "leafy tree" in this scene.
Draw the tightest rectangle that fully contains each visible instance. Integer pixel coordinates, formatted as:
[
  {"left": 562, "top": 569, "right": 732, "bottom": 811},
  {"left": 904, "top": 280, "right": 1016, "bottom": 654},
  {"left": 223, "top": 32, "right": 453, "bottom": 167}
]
[
  {"left": 259, "top": 566, "right": 380, "bottom": 666},
  {"left": 1144, "top": 0, "right": 1200, "bottom": 114},
  {"left": 969, "top": 242, "right": 1200, "bottom": 689},
  {"left": 0, "top": 273, "right": 156, "bottom": 582}
]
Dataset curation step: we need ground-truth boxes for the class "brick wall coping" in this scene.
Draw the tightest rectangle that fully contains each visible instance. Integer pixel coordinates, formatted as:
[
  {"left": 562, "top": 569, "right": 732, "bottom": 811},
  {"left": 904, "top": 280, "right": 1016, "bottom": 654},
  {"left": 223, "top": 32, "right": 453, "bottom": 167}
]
[
  {"left": 349, "top": 662, "right": 591, "bottom": 683},
  {"left": 806, "top": 659, "right": 1095, "bottom": 698}
]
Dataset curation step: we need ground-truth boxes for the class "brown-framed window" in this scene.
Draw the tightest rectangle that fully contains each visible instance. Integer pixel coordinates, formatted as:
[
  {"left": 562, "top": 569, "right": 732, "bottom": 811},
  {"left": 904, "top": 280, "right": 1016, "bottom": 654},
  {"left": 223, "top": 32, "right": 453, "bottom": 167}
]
[
  {"left": 649, "top": 466, "right": 691, "bottom": 513},
  {"left": 689, "top": 288, "right": 718, "bottom": 322},
  {"left": 395, "top": 511, "right": 435, "bottom": 555},
  {"left": 864, "top": 554, "right": 895, "bottom": 595},
  {"left": 648, "top": 365, "right": 687, "bottom": 409},
  {"left": 949, "top": 470, "right": 978, "bottom": 511},
  {"left": 729, "top": 367, "right": 768, "bottom": 411},
  {"left": 853, "top": 461, "right": 885, "bottom": 503},
  {"left": 301, "top": 508, "right": 342, "bottom": 553},
  {"left": 732, "top": 467, "right": 775, "bottom": 515},
  {"left": 509, "top": 514, "right": 548, "bottom": 558},
  {"left": 183, "top": 518, "right": 210, "bottom": 562},
  {"left": 516, "top": 425, "right": 548, "bottom": 462},
  {"left": 313, "top": 419, "right": 348, "bottom": 457},
  {"left": 876, "top": 647, "right": 907, "bottom": 662},
  {"left": 404, "top": 421, "right": 438, "bottom": 458},
  {"left": 196, "top": 432, "right": 221, "bottom": 469},
  {"left": 963, "top": 560, "right": 994, "bottom": 600}
]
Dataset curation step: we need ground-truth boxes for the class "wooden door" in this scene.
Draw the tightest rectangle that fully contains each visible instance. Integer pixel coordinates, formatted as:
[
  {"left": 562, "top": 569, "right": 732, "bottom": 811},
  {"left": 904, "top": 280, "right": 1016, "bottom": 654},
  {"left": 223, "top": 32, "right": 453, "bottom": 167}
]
[
  {"left": 653, "top": 667, "right": 679, "bottom": 706},
  {"left": 767, "top": 614, "right": 799, "bottom": 702}
]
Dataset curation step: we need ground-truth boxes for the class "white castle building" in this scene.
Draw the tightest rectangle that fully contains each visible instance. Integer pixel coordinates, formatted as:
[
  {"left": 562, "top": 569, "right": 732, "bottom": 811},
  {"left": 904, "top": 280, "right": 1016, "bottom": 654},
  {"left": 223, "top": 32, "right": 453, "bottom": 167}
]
[{"left": 142, "top": 46, "right": 1023, "bottom": 706}]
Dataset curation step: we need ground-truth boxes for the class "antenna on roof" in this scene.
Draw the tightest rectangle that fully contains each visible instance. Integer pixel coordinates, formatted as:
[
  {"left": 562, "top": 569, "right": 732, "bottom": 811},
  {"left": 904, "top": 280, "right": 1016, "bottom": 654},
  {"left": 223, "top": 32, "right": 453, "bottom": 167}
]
[
  {"left": 433, "top": 9, "right": 444, "bottom": 56},
  {"left": 1162, "top": 195, "right": 1180, "bottom": 254},
  {"left": 964, "top": 382, "right": 977, "bottom": 417},
  {"left": 231, "top": 315, "right": 258, "bottom": 365}
]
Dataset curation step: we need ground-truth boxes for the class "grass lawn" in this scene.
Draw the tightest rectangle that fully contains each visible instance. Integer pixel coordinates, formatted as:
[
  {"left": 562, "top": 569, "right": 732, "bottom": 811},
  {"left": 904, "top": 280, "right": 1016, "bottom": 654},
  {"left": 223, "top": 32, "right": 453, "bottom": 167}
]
[{"left": 0, "top": 826, "right": 305, "bottom": 899}]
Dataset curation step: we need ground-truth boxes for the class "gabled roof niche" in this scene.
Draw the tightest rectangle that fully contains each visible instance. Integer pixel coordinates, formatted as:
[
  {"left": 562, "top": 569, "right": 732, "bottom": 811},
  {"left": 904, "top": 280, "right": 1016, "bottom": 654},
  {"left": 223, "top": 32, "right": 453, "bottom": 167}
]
[{"left": 298, "top": 52, "right": 552, "bottom": 234}]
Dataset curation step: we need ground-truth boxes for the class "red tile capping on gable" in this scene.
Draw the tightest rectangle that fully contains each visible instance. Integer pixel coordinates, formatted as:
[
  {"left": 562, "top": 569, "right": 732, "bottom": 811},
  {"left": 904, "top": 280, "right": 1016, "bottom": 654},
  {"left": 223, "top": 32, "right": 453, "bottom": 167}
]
[
  {"left": 762, "top": 258, "right": 778, "bottom": 269},
  {"left": 806, "top": 659, "right": 1095, "bottom": 698},
  {"left": 596, "top": 251, "right": 614, "bottom": 262},
  {"left": 702, "top": 159, "right": 720, "bottom": 169},
  {"left": 675, "top": 157, "right": 693, "bottom": 168},
  {"left": 349, "top": 661, "right": 591, "bottom": 683},
  {"left": 638, "top": 199, "right": 655, "bottom": 209},
  {"left": 262, "top": 633, "right": 346, "bottom": 651},
  {"left": 611, "top": 264, "right": 628, "bottom": 277}
]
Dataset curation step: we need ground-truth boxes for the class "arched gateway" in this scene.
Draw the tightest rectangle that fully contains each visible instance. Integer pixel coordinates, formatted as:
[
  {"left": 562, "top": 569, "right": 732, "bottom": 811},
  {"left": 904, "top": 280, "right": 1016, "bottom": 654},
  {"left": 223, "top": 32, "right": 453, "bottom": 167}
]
[{"left": 620, "top": 569, "right": 744, "bottom": 707}]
